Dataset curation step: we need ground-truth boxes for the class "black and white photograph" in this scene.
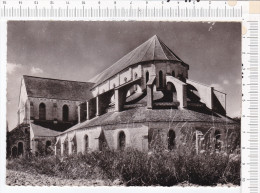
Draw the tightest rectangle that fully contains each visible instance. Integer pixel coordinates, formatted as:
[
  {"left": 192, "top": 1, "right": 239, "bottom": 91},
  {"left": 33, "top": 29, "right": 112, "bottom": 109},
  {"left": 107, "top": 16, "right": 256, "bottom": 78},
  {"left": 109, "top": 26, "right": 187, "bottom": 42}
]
[{"left": 6, "top": 21, "right": 241, "bottom": 187}]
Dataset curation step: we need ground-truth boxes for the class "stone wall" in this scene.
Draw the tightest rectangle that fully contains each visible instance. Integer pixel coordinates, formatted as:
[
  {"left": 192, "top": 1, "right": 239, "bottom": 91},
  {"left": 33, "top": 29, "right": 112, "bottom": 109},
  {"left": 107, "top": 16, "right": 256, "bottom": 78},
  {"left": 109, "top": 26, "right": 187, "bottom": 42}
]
[
  {"left": 56, "top": 121, "right": 240, "bottom": 156},
  {"left": 29, "top": 97, "right": 79, "bottom": 122},
  {"left": 31, "top": 137, "right": 56, "bottom": 156},
  {"left": 155, "top": 61, "right": 188, "bottom": 89},
  {"left": 92, "top": 62, "right": 158, "bottom": 97},
  {"left": 7, "top": 124, "right": 30, "bottom": 158}
]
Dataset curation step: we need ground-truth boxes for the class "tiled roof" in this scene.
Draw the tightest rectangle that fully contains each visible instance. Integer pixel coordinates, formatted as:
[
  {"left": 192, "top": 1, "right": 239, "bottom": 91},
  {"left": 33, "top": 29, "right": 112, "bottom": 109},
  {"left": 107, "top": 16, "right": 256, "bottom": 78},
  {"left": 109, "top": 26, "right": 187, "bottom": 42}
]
[
  {"left": 31, "top": 123, "right": 62, "bottom": 137},
  {"left": 91, "top": 35, "right": 186, "bottom": 87},
  {"left": 61, "top": 107, "right": 238, "bottom": 135},
  {"left": 32, "top": 120, "right": 76, "bottom": 132},
  {"left": 23, "top": 75, "right": 94, "bottom": 101}
]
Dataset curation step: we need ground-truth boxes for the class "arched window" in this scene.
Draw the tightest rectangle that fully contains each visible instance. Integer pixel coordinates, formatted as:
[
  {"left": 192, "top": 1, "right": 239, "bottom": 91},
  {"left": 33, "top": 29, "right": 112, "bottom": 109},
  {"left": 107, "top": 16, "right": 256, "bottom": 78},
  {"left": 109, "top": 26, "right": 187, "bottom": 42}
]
[
  {"left": 215, "top": 130, "right": 221, "bottom": 140},
  {"left": 177, "top": 73, "right": 185, "bottom": 82},
  {"left": 85, "top": 135, "right": 89, "bottom": 153},
  {"left": 118, "top": 131, "right": 126, "bottom": 150},
  {"left": 11, "top": 146, "right": 17, "bottom": 158},
  {"left": 159, "top": 70, "right": 163, "bottom": 88},
  {"left": 24, "top": 128, "right": 29, "bottom": 134},
  {"left": 146, "top": 71, "right": 149, "bottom": 83},
  {"left": 168, "top": 130, "right": 176, "bottom": 150},
  {"left": 134, "top": 73, "right": 138, "bottom": 79},
  {"left": 62, "top": 105, "right": 69, "bottom": 121},
  {"left": 45, "top": 140, "right": 52, "bottom": 155},
  {"left": 46, "top": 140, "right": 51, "bottom": 146},
  {"left": 215, "top": 130, "right": 221, "bottom": 150},
  {"left": 18, "top": 142, "right": 24, "bottom": 156},
  {"left": 39, "top": 103, "right": 46, "bottom": 120},
  {"left": 172, "top": 70, "right": 175, "bottom": 77}
]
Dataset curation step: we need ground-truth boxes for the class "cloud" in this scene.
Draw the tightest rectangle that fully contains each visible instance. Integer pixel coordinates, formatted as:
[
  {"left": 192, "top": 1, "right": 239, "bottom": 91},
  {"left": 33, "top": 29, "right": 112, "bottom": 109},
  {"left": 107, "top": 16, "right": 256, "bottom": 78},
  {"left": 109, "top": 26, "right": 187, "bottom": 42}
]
[
  {"left": 7, "top": 63, "right": 22, "bottom": 74},
  {"left": 210, "top": 83, "right": 224, "bottom": 92},
  {"left": 31, "top": 67, "right": 43, "bottom": 74}
]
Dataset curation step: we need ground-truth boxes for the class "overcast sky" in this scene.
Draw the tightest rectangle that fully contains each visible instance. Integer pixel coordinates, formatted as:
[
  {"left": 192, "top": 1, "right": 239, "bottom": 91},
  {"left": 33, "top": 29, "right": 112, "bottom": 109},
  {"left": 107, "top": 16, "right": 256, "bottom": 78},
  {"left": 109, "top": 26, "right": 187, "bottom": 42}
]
[{"left": 7, "top": 21, "right": 241, "bottom": 130}]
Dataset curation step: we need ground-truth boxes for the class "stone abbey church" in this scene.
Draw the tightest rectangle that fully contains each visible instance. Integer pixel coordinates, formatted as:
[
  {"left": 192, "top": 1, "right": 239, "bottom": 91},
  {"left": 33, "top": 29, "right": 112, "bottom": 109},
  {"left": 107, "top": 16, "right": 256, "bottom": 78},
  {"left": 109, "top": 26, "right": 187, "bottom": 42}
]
[{"left": 7, "top": 35, "right": 240, "bottom": 158}]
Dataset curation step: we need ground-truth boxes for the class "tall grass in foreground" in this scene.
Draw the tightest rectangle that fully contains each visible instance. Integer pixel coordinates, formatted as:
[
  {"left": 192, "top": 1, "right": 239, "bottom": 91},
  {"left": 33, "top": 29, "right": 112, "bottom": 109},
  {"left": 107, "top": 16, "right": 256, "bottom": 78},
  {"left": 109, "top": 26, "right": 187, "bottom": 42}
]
[{"left": 7, "top": 145, "right": 240, "bottom": 186}]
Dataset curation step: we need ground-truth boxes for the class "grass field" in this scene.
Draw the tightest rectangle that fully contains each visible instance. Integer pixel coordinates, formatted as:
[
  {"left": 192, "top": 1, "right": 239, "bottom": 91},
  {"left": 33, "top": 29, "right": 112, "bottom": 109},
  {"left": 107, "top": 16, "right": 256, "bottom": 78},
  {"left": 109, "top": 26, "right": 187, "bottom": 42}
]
[{"left": 6, "top": 146, "right": 240, "bottom": 186}]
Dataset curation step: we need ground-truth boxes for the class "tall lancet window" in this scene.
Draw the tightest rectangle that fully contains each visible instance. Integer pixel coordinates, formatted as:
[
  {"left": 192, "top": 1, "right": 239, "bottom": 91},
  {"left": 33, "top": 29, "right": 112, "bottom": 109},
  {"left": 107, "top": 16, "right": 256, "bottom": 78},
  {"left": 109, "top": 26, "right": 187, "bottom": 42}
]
[
  {"left": 146, "top": 71, "right": 149, "bottom": 83},
  {"left": 39, "top": 103, "right": 46, "bottom": 120},
  {"left": 168, "top": 130, "right": 176, "bottom": 150},
  {"left": 215, "top": 130, "right": 221, "bottom": 150},
  {"left": 118, "top": 131, "right": 126, "bottom": 150},
  {"left": 62, "top": 105, "right": 69, "bottom": 121},
  {"left": 172, "top": 70, "right": 175, "bottom": 77}
]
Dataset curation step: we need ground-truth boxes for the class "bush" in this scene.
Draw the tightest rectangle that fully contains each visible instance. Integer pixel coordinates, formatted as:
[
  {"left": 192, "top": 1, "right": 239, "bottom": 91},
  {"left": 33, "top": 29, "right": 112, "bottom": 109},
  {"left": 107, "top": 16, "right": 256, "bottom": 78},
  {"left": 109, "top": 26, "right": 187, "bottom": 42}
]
[{"left": 6, "top": 147, "right": 240, "bottom": 186}]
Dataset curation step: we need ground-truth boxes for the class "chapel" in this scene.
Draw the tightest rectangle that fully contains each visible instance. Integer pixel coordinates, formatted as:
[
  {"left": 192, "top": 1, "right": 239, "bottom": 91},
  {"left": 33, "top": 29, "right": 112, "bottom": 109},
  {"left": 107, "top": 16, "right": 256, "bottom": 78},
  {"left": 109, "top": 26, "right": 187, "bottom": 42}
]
[{"left": 7, "top": 35, "right": 240, "bottom": 157}]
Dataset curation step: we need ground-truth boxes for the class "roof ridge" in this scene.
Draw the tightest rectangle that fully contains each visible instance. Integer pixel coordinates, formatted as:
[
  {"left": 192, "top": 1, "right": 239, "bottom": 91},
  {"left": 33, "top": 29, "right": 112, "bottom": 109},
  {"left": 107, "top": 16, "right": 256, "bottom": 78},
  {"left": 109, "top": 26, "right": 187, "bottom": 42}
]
[
  {"left": 154, "top": 36, "right": 169, "bottom": 59},
  {"left": 23, "top": 75, "right": 94, "bottom": 101},
  {"left": 151, "top": 35, "right": 156, "bottom": 60},
  {"left": 90, "top": 36, "right": 155, "bottom": 85},
  {"left": 88, "top": 36, "right": 157, "bottom": 83},
  {"left": 92, "top": 35, "right": 184, "bottom": 88},
  {"left": 23, "top": 75, "right": 94, "bottom": 84},
  {"left": 157, "top": 38, "right": 183, "bottom": 62},
  {"left": 140, "top": 36, "right": 156, "bottom": 62}
]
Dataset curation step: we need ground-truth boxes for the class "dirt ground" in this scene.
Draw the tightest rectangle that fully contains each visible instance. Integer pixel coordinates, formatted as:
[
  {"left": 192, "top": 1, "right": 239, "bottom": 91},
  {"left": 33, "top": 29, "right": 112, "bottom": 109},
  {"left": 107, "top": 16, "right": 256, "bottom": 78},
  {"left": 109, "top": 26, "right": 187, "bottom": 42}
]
[
  {"left": 6, "top": 169, "right": 237, "bottom": 187},
  {"left": 6, "top": 170, "right": 114, "bottom": 186}
]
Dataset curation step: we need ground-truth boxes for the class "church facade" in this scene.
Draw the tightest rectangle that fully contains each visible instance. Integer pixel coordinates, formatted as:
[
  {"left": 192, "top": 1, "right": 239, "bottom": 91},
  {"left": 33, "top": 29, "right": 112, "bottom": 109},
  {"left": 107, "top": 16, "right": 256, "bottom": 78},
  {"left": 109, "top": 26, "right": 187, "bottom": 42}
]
[{"left": 7, "top": 35, "right": 240, "bottom": 158}]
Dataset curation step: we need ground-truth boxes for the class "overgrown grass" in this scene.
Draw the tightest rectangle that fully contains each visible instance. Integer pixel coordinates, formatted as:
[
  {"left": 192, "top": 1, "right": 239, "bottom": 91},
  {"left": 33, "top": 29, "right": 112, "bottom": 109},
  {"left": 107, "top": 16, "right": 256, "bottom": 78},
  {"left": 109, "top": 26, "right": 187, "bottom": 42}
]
[{"left": 6, "top": 147, "right": 240, "bottom": 186}]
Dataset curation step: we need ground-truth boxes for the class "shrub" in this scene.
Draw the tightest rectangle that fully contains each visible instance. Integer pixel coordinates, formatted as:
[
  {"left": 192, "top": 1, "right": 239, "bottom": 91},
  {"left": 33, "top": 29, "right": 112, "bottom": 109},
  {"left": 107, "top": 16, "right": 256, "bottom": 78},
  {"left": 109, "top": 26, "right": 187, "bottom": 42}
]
[{"left": 6, "top": 147, "right": 240, "bottom": 186}]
